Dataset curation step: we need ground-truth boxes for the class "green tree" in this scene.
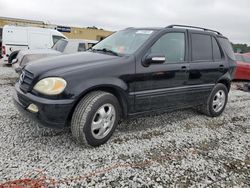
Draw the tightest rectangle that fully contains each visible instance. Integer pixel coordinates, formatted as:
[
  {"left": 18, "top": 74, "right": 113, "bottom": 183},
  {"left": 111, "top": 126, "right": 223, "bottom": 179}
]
[{"left": 232, "top": 43, "right": 250, "bottom": 53}]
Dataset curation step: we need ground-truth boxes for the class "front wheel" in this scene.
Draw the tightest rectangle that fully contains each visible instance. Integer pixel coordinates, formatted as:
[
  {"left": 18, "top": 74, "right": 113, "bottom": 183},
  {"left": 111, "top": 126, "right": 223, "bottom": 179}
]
[
  {"left": 197, "top": 83, "right": 228, "bottom": 117},
  {"left": 71, "top": 91, "right": 120, "bottom": 147}
]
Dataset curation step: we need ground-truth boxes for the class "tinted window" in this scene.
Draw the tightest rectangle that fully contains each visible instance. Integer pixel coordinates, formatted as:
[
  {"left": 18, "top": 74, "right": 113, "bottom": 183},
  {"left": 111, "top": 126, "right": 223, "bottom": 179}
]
[
  {"left": 78, "top": 43, "right": 86, "bottom": 51},
  {"left": 218, "top": 37, "right": 235, "bottom": 60},
  {"left": 52, "top": 39, "right": 68, "bottom": 52},
  {"left": 192, "top": 34, "right": 212, "bottom": 61},
  {"left": 52, "top": 35, "right": 65, "bottom": 45},
  {"left": 150, "top": 33, "right": 185, "bottom": 62},
  {"left": 212, "top": 37, "right": 222, "bottom": 60}
]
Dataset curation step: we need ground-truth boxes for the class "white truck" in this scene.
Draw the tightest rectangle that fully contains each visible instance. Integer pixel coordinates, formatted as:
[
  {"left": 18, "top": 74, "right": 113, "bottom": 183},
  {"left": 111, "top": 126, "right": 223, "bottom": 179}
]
[{"left": 1, "top": 25, "right": 66, "bottom": 64}]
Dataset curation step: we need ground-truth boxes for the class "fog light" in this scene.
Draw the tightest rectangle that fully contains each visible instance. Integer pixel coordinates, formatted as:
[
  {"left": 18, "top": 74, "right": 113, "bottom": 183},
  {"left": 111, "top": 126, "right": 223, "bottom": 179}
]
[{"left": 27, "top": 104, "right": 38, "bottom": 113}]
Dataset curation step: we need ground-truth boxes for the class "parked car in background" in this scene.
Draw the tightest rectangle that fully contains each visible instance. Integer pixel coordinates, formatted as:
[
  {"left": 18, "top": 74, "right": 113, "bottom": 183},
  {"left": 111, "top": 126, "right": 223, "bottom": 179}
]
[
  {"left": 1, "top": 25, "right": 66, "bottom": 65},
  {"left": 13, "top": 25, "right": 236, "bottom": 147},
  {"left": 243, "top": 52, "right": 250, "bottom": 57},
  {"left": 12, "top": 39, "right": 98, "bottom": 73},
  {"left": 234, "top": 53, "right": 250, "bottom": 80}
]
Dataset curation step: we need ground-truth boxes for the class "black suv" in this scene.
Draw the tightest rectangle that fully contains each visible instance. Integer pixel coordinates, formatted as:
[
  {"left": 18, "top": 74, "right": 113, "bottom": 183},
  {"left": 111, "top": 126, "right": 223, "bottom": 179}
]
[{"left": 13, "top": 25, "right": 236, "bottom": 147}]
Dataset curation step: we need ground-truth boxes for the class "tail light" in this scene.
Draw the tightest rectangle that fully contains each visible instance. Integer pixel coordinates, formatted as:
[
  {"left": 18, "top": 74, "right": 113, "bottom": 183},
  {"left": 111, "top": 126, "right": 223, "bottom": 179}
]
[{"left": 2, "top": 46, "right": 6, "bottom": 55}]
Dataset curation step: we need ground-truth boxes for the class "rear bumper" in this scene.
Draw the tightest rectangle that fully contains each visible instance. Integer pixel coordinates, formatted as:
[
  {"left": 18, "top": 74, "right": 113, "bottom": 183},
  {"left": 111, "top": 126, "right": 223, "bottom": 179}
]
[
  {"left": 13, "top": 83, "right": 75, "bottom": 128},
  {"left": 12, "top": 63, "right": 22, "bottom": 73},
  {"left": 1, "top": 59, "right": 9, "bottom": 64}
]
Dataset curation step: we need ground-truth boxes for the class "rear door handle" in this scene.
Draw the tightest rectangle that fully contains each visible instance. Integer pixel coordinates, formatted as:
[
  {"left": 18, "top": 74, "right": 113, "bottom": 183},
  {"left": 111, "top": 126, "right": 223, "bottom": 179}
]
[
  {"left": 219, "top": 64, "right": 224, "bottom": 68},
  {"left": 219, "top": 65, "right": 224, "bottom": 71},
  {"left": 181, "top": 66, "right": 187, "bottom": 70}
]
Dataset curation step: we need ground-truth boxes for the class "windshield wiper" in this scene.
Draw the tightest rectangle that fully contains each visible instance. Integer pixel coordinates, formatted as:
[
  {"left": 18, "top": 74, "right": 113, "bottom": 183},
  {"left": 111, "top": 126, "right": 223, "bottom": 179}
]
[{"left": 92, "top": 48, "right": 119, "bottom": 56}]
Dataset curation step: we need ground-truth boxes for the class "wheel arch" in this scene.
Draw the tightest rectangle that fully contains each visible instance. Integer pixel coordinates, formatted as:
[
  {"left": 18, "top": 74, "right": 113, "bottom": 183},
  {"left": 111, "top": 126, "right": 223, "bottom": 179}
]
[
  {"left": 67, "top": 84, "right": 129, "bottom": 125},
  {"left": 217, "top": 78, "right": 231, "bottom": 92},
  {"left": 8, "top": 50, "right": 19, "bottom": 64}
]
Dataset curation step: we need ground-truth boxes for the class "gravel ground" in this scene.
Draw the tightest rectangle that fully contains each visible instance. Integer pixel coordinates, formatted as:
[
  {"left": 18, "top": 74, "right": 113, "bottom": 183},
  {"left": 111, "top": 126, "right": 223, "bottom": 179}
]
[{"left": 0, "top": 66, "right": 249, "bottom": 187}]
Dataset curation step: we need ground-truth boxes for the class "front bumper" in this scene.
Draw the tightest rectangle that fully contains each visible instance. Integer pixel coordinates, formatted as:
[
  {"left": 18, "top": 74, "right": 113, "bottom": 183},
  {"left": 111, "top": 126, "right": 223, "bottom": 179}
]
[{"left": 13, "top": 83, "right": 75, "bottom": 128}]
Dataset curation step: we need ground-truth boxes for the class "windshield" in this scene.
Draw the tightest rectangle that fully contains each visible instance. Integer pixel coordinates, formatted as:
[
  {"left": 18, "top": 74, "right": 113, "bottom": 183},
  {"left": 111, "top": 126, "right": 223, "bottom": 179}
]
[
  {"left": 52, "top": 39, "right": 68, "bottom": 52},
  {"left": 92, "top": 29, "right": 155, "bottom": 55}
]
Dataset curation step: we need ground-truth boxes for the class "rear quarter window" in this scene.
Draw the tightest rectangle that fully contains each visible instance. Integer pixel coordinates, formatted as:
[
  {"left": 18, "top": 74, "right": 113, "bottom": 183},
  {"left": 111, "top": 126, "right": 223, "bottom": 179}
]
[{"left": 218, "top": 37, "right": 235, "bottom": 60}]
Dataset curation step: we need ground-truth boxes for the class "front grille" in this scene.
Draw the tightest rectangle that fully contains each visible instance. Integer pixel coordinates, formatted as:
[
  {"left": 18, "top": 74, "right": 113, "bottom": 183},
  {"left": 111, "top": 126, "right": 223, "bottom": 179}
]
[{"left": 19, "top": 70, "right": 34, "bottom": 93}]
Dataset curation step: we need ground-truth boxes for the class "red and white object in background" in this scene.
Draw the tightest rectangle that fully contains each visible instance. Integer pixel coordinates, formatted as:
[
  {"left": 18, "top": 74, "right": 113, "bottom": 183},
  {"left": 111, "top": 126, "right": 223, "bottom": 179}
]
[
  {"left": 2, "top": 45, "right": 6, "bottom": 55},
  {"left": 234, "top": 53, "right": 250, "bottom": 80}
]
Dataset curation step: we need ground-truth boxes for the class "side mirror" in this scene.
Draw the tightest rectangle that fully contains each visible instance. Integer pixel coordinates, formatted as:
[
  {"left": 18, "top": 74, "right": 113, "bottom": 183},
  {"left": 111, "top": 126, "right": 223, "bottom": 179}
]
[
  {"left": 11, "top": 58, "right": 18, "bottom": 64},
  {"left": 143, "top": 54, "right": 166, "bottom": 67}
]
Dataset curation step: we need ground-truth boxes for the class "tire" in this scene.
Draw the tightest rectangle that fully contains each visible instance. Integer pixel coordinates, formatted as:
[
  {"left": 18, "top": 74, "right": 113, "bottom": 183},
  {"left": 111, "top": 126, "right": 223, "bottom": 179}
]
[
  {"left": 8, "top": 50, "right": 19, "bottom": 64},
  {"left": 197, "top": 83, "right": 228, "bottom": 117},
  {"left": 71, "top": 91, "right": 120, "bottom": 147}
]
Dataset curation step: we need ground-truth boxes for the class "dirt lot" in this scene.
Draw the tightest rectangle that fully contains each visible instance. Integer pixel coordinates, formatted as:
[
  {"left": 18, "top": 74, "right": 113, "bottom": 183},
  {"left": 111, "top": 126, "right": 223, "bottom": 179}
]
[{"left": 0, "top": 66, "right": 249, "bottom": 187}]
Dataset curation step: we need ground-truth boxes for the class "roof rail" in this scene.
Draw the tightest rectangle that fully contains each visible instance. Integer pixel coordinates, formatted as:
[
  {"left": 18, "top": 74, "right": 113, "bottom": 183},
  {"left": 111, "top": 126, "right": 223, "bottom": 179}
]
[
  {"left": 125, "top": 27, "right": 134, "bottom": 29},
  {"left": 166, "top": 25, "right": 222, "bottom": 35}
]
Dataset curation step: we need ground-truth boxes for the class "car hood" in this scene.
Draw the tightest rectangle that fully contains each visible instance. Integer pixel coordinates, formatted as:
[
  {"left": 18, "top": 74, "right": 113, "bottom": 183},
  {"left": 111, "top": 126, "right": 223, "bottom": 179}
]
[
  {"left": 18, "top": 49, "right": 60, "bottom": 56},
  {"left": 25, "top": 52, "right": 122, "bottom": 76}
]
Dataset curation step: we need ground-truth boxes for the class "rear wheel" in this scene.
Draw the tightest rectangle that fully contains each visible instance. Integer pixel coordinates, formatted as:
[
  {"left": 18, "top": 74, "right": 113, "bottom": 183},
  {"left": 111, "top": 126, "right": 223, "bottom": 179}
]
[
  {"left": 197, "top": 83, "right": 228, "bottom": 117},
  {"left": 71, "top": 91, "right": 120, "bottom": 147}
]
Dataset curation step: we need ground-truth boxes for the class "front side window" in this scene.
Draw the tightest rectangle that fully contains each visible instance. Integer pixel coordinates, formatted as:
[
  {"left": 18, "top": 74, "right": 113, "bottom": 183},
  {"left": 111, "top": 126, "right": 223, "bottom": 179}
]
[
  {"left": 52, "top": 39, "right": 68, "bottom": 52},
  {"left": 150, "top": 32, "right": 185, "bottom": 63},
  {"left": 92, "top": 29, "right": 154, "bottom": 55},
  {"left": 52, "top": 35, "right": 65, "bottom": 45},
  {"left": 192, "top": 34, "right": 212, "bottom": 61}
]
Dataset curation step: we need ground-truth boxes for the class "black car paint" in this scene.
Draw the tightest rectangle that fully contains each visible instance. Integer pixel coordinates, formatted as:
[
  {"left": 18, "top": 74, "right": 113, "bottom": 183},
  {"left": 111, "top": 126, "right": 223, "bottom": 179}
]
[{"left": 14, "top": 27, "right": 236, "bottom": 128}]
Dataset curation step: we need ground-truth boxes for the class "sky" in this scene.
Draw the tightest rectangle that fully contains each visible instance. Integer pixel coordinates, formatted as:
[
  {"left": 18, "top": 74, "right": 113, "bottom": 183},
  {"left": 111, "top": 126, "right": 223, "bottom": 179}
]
[{"left": 0, "top": 0, "right": 249, "bottom": 45}]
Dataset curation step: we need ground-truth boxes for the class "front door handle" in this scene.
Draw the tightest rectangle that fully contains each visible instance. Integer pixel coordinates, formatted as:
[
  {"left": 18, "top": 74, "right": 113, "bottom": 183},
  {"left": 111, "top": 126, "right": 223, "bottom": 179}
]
[{"left": 181, "top": 66, "right": 188, "bottom": 72}]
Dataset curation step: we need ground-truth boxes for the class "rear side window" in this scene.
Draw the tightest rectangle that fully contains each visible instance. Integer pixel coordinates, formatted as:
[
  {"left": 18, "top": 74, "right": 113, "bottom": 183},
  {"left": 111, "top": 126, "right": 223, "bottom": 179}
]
[
  {"left": 78, "top": 43, "right": 86, "bottom": 51},
  {"left": 212, "top": 37, "right": 222, "bottom": 61},
  {"left": 218, "top": 37, "right": 235, "bottom": 60},
  {"left": 191, "top": 34, "right": 212, "bottom": 61}
]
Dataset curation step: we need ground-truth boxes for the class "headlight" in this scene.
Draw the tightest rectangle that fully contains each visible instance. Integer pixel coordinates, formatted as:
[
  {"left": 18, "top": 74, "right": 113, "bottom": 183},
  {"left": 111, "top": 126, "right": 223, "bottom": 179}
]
[{"left": 33, "top": 77, "right": 67, "bottom": 95}]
